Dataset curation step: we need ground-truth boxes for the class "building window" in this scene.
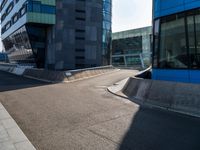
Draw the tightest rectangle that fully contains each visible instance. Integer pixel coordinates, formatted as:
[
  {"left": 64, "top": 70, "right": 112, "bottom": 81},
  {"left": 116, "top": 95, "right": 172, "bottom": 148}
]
[
  {"left": 0, "top": 0, "right": 8, "bottom": 12},
  {"left": 153, "top": 8, "right": 200, "bottom": 69},
  {"left": 159, "top": 13, "right": 188, "bottom": 69},
  {"left": 75, "top": 29, "right": 85, "bottom": 33},
  {"left": 27, "top": 1, "right": 55, "bottom": 14},
  {"left": 153, "top": 19, "right": 160, "bottom": 68},
  {"left": 75, "top": 37, "right": 85, "bottom": 40},
  {"left": 194, "top": 14, "right": 200, "bottom": 68},
  {"left": 76, "top": 56, "right": 85, "bottom": 59},
  {"left": 20, "top": 4, "right": 27, "bottom": 17},
  {"left": 32, "top": 1, "right": 41, "bottom": 12},
  {"left": 12, "top": 13, "right": 19, "bottom": 24},
  {"left": 75, "top": 9, "right": 85, "bottom": 13},
  {"left": 188, "top": 12, "right": 200, "bottom": 69},
  {"left": 41, "top": 5, "right": 55, "bottom": 14},
  {"left": 1, "top": 13, "right": 6, "bottom": 22},
  {"left": 75, "top": 48, "right": 85, "bottom": 52},
  {"left": 5, "top": 21, "right": 11, "bottom": 30},
  {"left": 75, "top": 17, "right": 85, "bottom": 21},
  {"left": 6, "top": 1, "right": 14, "bottom": 14}
]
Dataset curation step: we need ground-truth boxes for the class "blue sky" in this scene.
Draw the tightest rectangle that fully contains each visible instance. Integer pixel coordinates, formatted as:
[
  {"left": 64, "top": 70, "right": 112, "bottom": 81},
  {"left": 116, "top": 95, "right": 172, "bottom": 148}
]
[
  {"left": 0, "top": 0, "right": 153, "bottom": 51},
  {"left": 112, "top": 0, "right": 152, "bottom": 32}
]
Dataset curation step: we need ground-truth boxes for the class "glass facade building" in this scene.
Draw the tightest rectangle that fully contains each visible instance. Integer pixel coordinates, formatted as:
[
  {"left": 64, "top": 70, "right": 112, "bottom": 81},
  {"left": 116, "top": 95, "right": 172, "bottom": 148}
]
[
  {"left": 0, "top": 53, "right": 9, "bottom": 63},
  {"left": 1, "top": 0, "right": 55, "bottom": 68},
  {"left": 112, "top": 27, "right": 152, "bottom": 68},
  {"left": 1, "top": 0, "right": 112, "bottom": 70},
  {"left": 153, "top": 0, "right": 200, "bottom": 83},
  {"left": 102, "top": 0, "right": 112, "bottom": 65}
]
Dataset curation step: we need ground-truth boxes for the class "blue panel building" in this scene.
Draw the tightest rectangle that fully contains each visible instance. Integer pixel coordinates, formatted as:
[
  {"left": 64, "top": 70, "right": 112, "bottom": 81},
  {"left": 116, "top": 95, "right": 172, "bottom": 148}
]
[{"left": 152, "top": 0, "right": 200, "bottom": 83}]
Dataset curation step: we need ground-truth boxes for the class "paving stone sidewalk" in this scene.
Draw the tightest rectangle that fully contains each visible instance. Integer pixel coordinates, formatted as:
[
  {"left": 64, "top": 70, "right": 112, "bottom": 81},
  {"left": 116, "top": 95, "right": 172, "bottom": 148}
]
[{"left": 0, "top": 103, "right": 36, "bottom": 150}]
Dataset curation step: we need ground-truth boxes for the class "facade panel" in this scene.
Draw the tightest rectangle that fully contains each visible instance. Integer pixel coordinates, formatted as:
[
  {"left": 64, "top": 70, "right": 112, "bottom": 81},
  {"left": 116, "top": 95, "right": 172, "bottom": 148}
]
[
  {"left": 154, "top": 0, "right": 200, "bottom": 18},
  {"left": 153, "top": 0, "right": 200, "bottom": 83}
]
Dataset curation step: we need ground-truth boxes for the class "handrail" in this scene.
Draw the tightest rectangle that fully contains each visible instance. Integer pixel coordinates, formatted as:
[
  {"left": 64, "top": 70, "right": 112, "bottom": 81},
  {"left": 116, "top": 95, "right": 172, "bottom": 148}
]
[{"left": 65, "top": 65, "right": 114, "bottom": 73}]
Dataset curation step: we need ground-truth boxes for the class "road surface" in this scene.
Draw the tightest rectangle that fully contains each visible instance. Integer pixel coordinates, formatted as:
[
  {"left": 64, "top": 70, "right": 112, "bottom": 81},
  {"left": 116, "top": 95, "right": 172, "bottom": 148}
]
[{"left": 0, "top": 70, "right": 200, "bottom": 150}]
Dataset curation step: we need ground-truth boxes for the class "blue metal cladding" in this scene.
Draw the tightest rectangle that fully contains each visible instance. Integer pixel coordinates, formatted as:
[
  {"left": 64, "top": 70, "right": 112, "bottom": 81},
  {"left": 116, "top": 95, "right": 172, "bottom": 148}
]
[
  {"left": 152, "top": 69, "right": 200, "bottom": 84},
  {"left": 152, "top": 69, "right": 190, "bottom": 83},
  {"left": 152, "top": 0, "right": 200, "bottom": 83},
  {"left": 153, "top": 0, "right": 200, "bottom": 19}
]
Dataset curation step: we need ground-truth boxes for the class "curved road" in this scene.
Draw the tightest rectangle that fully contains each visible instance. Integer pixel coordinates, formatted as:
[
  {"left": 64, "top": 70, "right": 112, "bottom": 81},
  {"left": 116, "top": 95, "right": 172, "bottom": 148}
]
[{"left": 0, "top": 70, "right": 200, "bottom": 150}]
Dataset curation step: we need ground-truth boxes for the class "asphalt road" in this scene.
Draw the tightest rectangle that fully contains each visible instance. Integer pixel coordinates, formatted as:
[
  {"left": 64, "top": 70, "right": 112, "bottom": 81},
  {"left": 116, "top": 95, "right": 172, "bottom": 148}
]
[{"left": 0, "top": 70, "right": 200, "bottom": 150}]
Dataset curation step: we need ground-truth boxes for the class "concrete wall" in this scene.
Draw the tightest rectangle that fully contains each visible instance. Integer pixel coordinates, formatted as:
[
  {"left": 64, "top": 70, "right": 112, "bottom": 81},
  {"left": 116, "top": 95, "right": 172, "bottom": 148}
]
[
  {"left": 123, "top": 77, "right": 200, "bottom": 117},
  {"left": 0, "top": 63, "right": 115, "bottom": 82}
]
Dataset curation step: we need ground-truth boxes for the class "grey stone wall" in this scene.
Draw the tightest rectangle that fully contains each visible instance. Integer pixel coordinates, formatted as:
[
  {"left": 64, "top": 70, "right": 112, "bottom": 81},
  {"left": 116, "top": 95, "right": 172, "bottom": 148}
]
[{"left": 46, "top": 0, "right": 104, "bottom": 70}]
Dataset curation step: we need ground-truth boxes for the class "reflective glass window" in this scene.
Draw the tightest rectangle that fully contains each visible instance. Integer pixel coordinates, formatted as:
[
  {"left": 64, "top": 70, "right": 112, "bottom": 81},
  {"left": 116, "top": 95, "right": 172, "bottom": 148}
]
[
  {"left": 20, "top": 5, "right": 27, "bottom": 16},
  {"left": 5, "top": 21, "right": 11, "bottom": 30},
  {"left": 187, "top": 14, "right": 196, "bottom": 68},
  {"left": 159, "top": 13, "right": 188, "bottom": 69},
  {"left": 1, "top": 13, "right": 6, "bottom": 22},
  {"left": 32, "top": 1, "right": 41, "bottom": 12},
  {"left": 194, "top": 13, "right": 200, "bottom": 68},
  {"left": 153, "top": 8, "right": 200, "bottom": 69},
  {"left": 12, "top": 13, "right": 19, "bottom": 24},
  {"left": 0, "top": 0, "right": 8, "bottom": 11},
  {"left": 6, "top": 1, "right": 14, "bottom": 14},
  {"left": 42, "top": 5, "right": 55, "bottom": 14},
  {"left": 153, "top": 19, "right": 160, "bottom": 67}
]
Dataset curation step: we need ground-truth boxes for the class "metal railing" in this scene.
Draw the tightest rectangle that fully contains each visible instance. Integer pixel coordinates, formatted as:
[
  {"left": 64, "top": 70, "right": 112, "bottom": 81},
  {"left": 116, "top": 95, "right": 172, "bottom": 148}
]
[{"left": 111, "top": 53, "right": 152, "bottom": 69}]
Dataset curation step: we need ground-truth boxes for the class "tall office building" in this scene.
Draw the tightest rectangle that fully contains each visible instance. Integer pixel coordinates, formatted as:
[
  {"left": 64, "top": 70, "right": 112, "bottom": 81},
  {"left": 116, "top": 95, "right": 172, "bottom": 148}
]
[
  {"left": 152, "top": 0, "right": 200, "bottom": 83},
  {"left": 0, "top": 0, "right": 112, "bottom": 70}
]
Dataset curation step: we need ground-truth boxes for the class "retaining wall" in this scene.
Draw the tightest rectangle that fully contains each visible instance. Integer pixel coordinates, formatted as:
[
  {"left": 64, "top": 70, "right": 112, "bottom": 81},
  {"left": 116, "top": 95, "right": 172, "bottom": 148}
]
[
  {"left": 0, "top": 64, "right": 116, "bottom": 82},
  {"left": 65, "top": 66, "right": 115, "bottom": 82},
  {"left": 122, "top": 77, "right": 200, "bottom": 117}
]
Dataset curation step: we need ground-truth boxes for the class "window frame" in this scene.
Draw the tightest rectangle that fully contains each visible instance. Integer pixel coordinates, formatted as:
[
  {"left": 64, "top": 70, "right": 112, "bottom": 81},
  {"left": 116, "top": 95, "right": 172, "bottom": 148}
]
[{"left": 153, "top": 8, "right": 200, "bottom": 70}]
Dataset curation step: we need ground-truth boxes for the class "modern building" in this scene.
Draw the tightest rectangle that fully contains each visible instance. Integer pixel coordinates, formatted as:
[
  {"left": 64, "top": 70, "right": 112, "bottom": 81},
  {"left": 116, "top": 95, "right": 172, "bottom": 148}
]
[
  {"left": 112, "top": 26, "right": 152, "bottom": 68},
  {"left": 0, "top": 0, "right": 112, "bottom": 70},
  {"left": 0, "top": 53, "right": 9, "bottom": 63},
  {"left": 152, "top": 0, "right": 200, "bottom": 83}
]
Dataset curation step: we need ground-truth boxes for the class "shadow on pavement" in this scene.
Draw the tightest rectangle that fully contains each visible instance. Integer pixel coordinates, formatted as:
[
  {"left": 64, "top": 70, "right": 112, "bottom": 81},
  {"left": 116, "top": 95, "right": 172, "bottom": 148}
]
[
  {"left": 0, "top": 71, "right": 50, "bottom": 92},
  {"left": 119, "top": 107, "right": 200, "bottom": 150}
]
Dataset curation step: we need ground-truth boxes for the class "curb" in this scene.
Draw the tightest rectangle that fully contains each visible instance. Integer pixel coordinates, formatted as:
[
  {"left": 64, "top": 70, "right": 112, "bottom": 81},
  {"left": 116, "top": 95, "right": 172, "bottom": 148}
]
[
  {"left": 64, "top": 69, "right": 121, "bottom": 83},
  {"left": 0, "top": 103, "right": 36, "bottom": 150},
  {"left": 23, "top": 69, "right": 120, "bottom": 84}
]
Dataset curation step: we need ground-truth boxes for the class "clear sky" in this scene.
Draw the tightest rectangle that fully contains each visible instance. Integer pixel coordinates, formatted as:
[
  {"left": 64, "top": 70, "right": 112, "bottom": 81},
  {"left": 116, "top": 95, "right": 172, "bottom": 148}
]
[
  {"left": 112, "top": 0, "right": 152, "bottom": 32},
  {"left": 0, "top": 0, "right": 153, "bottom": 51}
]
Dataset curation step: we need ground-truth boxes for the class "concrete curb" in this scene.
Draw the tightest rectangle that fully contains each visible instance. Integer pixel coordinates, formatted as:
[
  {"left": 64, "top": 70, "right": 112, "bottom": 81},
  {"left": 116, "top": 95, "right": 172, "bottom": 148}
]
[
  {"left": 64, "top": 69, "right": 120, "bottom": 83},
  {"left": 108, "top": 77, "right": 200, "bottom": 118},
  {"left": 107, "top": 78, "right": 129, "bottom": 94},
  {"left": 0, "top": 103, "right": 36, "bottom": 150}
]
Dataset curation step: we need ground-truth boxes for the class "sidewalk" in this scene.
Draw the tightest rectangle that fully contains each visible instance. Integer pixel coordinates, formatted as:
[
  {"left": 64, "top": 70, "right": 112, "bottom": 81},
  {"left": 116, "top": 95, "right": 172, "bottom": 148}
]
[{"left": 0, "top": 103, "right": 36, "bottom": 150}]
